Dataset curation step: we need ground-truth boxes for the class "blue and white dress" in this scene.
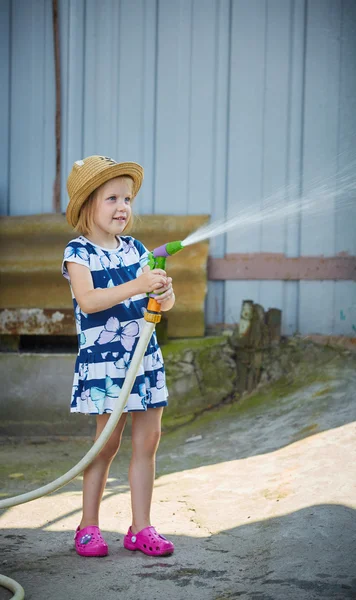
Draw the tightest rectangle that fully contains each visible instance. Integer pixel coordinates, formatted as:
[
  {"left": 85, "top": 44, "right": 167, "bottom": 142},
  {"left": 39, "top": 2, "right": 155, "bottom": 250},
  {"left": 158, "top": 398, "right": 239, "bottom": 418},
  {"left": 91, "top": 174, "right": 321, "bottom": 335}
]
[{"left": 62, "top": 235, "right": 168, "bottom": 414}]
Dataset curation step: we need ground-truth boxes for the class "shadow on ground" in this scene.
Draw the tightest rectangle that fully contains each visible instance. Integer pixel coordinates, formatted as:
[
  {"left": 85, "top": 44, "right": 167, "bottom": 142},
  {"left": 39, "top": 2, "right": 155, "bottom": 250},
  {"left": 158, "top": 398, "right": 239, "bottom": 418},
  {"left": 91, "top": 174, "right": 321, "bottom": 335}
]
[
  {"left": 0, "top": 504, "right": 355, "bottom": 600},
  {"left": 1, "top": 358, "right": 355, "bottom": 599}
]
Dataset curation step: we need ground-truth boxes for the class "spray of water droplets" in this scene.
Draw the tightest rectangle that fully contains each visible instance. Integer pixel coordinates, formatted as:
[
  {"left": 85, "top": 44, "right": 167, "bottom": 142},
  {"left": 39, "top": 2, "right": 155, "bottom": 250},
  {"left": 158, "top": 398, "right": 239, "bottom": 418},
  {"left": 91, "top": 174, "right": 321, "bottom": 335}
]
[{"left": 181, "top": 159, "right": 356, "bottom": 247}]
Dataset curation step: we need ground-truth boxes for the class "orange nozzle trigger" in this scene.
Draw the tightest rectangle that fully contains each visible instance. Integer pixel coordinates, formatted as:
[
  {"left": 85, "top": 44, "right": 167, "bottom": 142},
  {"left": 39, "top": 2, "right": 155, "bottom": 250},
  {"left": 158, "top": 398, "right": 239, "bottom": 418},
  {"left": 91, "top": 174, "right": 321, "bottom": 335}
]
[{"left": 147, "top": 298, "right": 161, "bottom": 313}]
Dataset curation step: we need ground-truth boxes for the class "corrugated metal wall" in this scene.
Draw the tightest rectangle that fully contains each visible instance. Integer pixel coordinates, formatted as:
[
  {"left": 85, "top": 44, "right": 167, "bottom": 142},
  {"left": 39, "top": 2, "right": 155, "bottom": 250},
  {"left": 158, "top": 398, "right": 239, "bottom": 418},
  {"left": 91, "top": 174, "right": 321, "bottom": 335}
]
[
  {"left": 0, "top": 0, "right": 56, "bottom": 215},
  {"left": 221, "top": 0, "right": 356, "bottom": 337},
  {"left": 1, "top": 0, "right": 355, "bottom": 335}
]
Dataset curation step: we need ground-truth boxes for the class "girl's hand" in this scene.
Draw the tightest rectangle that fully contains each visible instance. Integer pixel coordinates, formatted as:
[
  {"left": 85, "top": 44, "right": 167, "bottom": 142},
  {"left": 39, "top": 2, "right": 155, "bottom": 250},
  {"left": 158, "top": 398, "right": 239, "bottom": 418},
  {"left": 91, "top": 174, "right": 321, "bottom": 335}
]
[
  {"left": 150, "top": 277, "right": 174, "bottom": 304},
  {"left": 136, "top": 268, "right": 168, "bottom": 294}
]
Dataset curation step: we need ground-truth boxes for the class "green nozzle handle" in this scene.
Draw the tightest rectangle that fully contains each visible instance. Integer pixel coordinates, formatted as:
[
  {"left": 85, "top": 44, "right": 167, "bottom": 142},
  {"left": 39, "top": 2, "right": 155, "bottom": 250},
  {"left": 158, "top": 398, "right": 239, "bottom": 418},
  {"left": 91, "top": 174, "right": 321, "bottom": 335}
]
[
  {"left": 147, "top": 240, "right": 184, "bottom": 271},
  {"left": 153, "top": 240, "right": 184, "bottom": 258}
]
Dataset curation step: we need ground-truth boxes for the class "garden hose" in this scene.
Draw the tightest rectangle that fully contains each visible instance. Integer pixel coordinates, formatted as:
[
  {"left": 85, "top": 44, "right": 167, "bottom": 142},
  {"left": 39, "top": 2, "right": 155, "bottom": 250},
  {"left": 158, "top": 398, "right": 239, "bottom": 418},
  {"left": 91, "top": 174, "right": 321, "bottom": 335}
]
[{"left": 0, "top": 575, "right": 25, "bottom": 600}]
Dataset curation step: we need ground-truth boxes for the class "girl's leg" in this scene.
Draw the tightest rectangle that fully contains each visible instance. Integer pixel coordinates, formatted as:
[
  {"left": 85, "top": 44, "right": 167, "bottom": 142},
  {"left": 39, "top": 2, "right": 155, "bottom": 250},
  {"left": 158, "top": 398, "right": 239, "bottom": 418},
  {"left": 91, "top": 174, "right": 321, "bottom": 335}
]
[
  {"left": 79, "top": 412, "right": 127, "bottom": 529},
  {"left": 129, "top": 407, "right": 163, "bottom": 534}
]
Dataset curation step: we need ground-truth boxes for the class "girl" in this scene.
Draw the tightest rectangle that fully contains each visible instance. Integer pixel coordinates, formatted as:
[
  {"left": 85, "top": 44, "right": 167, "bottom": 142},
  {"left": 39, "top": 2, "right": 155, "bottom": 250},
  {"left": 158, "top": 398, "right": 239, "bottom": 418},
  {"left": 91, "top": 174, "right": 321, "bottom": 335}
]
[{"left": 62, "top": 155, "right": 175, "bottom": 557}]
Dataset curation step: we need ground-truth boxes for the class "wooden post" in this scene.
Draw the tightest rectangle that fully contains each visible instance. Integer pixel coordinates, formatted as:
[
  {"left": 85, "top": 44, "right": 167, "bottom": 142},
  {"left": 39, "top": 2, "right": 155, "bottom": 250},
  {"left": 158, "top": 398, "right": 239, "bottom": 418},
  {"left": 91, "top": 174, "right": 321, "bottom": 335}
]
[{"left": 231, "top": 300, "right": 282, "bottom": 395}]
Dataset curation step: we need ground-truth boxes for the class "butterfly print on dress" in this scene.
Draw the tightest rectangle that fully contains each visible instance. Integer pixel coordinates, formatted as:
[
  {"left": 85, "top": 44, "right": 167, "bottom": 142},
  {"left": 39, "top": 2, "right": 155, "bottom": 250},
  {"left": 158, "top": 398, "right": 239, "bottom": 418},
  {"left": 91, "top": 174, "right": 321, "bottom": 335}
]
[{"left": 95, "top": 317, "right": 139, "bottom": 351}]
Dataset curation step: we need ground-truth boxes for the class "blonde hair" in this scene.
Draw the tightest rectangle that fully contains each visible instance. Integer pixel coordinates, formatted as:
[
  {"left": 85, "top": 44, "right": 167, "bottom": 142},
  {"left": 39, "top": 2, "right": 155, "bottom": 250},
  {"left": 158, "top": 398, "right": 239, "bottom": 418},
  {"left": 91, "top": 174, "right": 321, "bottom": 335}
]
[{"left": 74, "top": 176, "right": 135, "bottom": 236}]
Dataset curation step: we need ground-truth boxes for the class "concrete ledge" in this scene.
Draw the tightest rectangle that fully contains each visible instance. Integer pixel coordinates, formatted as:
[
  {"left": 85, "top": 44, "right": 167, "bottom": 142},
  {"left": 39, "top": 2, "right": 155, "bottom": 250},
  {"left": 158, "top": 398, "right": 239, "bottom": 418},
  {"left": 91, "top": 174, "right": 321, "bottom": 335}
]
[
  {"left": 0, "top": 353, "right": 96, "bottom": 437},
  {"left": 0, "top": 336, "right": 235, "bottom": 437},
  {"left": 2, "top": 332, "right": 350, "bottom": 438}
]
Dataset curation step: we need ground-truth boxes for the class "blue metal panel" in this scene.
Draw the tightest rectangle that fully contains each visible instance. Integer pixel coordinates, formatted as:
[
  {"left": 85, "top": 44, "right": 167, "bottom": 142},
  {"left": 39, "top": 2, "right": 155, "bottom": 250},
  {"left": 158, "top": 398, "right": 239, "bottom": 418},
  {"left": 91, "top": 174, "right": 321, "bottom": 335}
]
[
  {"left": 259, "top": 0, "right": 295, "bottom": 331},
  {"left": 283, "top": 281, "right": 299, "bottom": 336},
  {"left": 82, "top": 0, "right": 121, "bottom": 157},
  {"left": 299, "top": 0, "right": 347, "bottom": 335},
  {"left": 188, "top": 0, "right": 218, "bottom": 215},
  {"left": 0, "top": 0, "right": 11, "bottom": 215},
  {"left": 286, "top": 0, "right": 306, "bottom": 259},
  {"left": 42, "top": 0, "right": 56, "bottom": 211},
  {"left": 155, "top": 0, "right": 193, "bottom": 214},
  {"left": 334, "top": 282, "right": 356, "bottom": 336},
  {"left": 300, "top": 0, "right": 341, "bottom": 257},
  {"left": 59, "top": 0, "right": 157, "bottom": 213},
  {"left": 140, "top": 0, "right": 158, "bottom": 214},
  {"left": 284, "top": 0, "right": 307, "bottom": 335},
  {"left": 205, "top": 0, "right": 231, "bottom": 326},
  {"left": 115, "top": 0, "right": 156, "bottom": 214},
  {"left": 335, "top": 0, "right": 356, "bottom": 256},
  {"left": 224, "top": 0, "right": 302, "bottom": 335},
  {"left": 59, "top": 0, "right": 86, "bottom": 212},
  {"left": 226, "top": 0, "right": 267, "bottom": 254},
  {"left": 9, "top": 0, "right": 55, "bottom": 215},
  {"left": 260, "top": 0, "right": 293, "bottom": 255},
  {"left": 206, "top": 280, "right": 225, "bottom": 327},
  {"left": 299, "top": 282, "right": 335, "bottom": 335}
]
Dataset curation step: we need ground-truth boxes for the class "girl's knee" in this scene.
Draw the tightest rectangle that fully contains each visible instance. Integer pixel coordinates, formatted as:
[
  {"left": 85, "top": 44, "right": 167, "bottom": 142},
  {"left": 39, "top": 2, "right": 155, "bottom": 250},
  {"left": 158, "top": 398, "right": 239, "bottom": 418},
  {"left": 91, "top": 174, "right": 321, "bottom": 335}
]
[
  {"left": 98, "top": 431, "right": 123, "bottom": 461},
  {"left": 132, "top": 428, "right": 161, "bottom": 456},
  {"left": 149, "top": 427, "right": 161, "bottom": 450},
  {"left": 95, "top": 413, "right": 126, "bottom": 461}
]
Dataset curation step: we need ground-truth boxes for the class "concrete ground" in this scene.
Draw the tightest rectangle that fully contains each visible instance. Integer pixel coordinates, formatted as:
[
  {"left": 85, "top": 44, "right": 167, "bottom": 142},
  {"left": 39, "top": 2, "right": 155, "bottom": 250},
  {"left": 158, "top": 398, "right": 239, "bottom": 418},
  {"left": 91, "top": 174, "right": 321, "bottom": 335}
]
[{"left": 0, "top": 354, "right": 356, "bottom": 600}]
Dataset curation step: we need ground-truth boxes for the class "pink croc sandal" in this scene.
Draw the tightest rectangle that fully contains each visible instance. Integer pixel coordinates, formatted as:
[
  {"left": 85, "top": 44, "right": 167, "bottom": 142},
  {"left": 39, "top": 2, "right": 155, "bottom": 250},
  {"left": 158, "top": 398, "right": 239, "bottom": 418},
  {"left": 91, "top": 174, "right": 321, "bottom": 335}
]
[
  {"left": 74, "top": 525, "right": 108, "bottom": 557},
  {"left": 123, "top": 526, "right": 174, "bottom": 556}
]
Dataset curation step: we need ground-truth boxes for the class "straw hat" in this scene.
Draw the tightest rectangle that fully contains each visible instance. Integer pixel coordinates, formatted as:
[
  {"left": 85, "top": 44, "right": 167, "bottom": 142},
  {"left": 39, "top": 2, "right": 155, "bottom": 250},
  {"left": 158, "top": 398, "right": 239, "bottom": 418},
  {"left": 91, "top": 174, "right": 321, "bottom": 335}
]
[{"left": 66, "top": 155, "right": 144, "bottom": 228}]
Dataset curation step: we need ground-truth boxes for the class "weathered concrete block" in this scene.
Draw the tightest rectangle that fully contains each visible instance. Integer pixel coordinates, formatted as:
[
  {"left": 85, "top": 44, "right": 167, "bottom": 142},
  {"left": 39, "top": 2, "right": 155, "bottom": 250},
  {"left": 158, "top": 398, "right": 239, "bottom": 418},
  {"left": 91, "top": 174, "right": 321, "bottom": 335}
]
[
  {"left": 0, "top": 353, "right": 96, "bottom": 437},
  {"left": 163, "top": 337, "right": 237, "bottom": 421},
  {"left": 0, "top": 214, "right": 209, "bottom": 338}
]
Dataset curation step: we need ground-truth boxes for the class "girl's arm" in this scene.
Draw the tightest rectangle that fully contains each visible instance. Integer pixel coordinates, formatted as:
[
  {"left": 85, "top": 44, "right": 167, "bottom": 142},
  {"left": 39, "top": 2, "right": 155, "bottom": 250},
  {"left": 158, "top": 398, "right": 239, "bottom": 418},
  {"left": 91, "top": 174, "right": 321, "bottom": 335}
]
[{"left": 66, "top": 262, "right": 167, "bottom": 314}]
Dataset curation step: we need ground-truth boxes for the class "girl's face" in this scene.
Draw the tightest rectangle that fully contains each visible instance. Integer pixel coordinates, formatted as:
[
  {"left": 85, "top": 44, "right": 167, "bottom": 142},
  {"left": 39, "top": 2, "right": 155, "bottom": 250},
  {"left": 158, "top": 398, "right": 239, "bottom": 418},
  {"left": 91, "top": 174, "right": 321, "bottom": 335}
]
[{"left": 91, "top": 177, "right": 133, "bottom": 238}]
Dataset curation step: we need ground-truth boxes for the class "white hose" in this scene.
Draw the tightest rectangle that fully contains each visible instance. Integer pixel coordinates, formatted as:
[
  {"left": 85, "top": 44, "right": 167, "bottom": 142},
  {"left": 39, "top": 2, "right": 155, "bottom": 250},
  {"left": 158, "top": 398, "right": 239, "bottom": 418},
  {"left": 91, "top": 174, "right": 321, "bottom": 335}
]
[
  {"left": 0, "top": 576, "right": 25, "bottom": 600},
  {"left": 0, "top": 320, "right": 156, "bottom": 598}
]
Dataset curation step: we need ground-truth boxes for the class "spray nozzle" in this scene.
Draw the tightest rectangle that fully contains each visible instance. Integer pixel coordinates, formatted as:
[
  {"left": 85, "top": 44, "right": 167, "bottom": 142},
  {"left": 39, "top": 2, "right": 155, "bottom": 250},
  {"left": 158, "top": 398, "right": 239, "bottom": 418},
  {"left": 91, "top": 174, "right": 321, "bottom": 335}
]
[
  {"left": 147, "top": 240, "right": 184, "bottom": 270},
  {"left": 152, "top": 240, "right": 184, "bottom": 258}
]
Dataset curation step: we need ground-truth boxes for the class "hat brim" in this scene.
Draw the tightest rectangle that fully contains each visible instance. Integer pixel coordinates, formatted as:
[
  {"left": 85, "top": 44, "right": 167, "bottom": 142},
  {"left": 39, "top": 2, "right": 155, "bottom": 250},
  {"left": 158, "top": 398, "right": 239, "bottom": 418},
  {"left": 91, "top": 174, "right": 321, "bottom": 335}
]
[{"left": 66, "top": 161, "right": 143, "bottom": 228}]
